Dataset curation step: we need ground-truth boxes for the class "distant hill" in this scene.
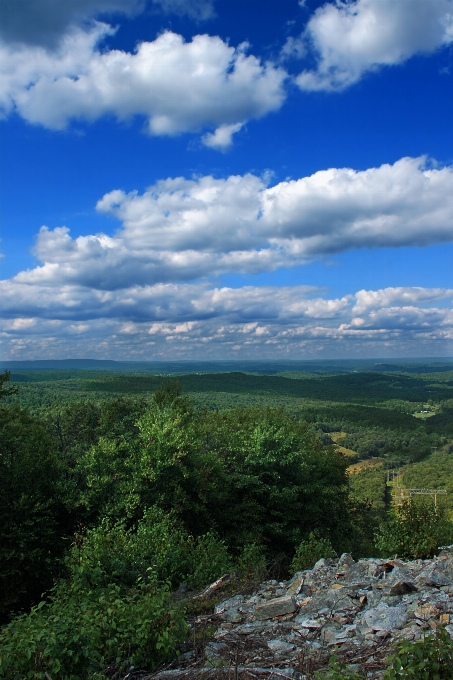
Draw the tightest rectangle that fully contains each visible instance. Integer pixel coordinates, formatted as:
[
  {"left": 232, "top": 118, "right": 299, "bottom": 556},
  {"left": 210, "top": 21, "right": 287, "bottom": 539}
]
[
  {"left": 1, "top": 357, "right": 451, "bottom": 374},
  {"left": 0, "top": 359, "right": 122, "bottom": 370}
]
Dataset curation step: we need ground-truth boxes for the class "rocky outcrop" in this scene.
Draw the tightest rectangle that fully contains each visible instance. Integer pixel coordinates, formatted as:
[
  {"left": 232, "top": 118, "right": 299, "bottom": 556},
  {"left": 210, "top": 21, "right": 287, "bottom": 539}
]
[{"left": 149, "top": 551, "right": 453, "bottom": 679}]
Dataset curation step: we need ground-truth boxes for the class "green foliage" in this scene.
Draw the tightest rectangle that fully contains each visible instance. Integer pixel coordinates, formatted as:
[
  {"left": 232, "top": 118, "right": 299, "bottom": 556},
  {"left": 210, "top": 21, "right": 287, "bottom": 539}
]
[
  {"left": 348, "top": 464, "right": 388, "bottom": 520},
  {"left": 47, "top": 401, "right": 101, "bottom": 459},
  {"left": 0, "top": 575, "right": 187, "bottom": 679},
  {"left": 237, "top": 541, "right": 267, "bottom": 580},
  {"left": 77, "top": 436, "right": 141, "bottom": 520},
  {"left": 341, "top": 428, "right": 439, "bottom": 463},
  {"left": 152, "top": 379, "right": 191, "bottom": 412},
  {"left": 290, "top": 531, "right": 336, "bottom": 573},
  {"left": 98, "top": 397, "right": 146, "bottom": 441},
  {"left": 3, "top": 366, "right": 453, "bottom": 676},
  {"left": 192, "top": 407, "right": 352, "bottom": 554},
  {"left": 314, "top": 629, "right": 453, "bottom": 678},
  {"left": 70, "top": 508, "right": 188, "bottom": 588},
  {"left": 384, "top": 626, "right": 453, "bottom": 679},
  {"left": 401, "top": 450, "right": 453, "bottom": 518},
  {"left": 83, "top": 370, "right": 453, "bottom": 405},
  {"left": 375, "top": 499, "right": 453, "bottom": 559},
  {"left": 0, "top": 405, "right": 70, "bottom": 621},
  {"left": 76, "top": 399, "right": 352, "bottom": 558},
  {"left": 184, "top": 531, "right": 234, "bottom": 589},
  {"left": 315, "top": 657, "right": 363, "bottom": 678},
  {"left": 71, "top": 510, "right": 234, "bottom": 591},
  {"left": 0, "top": 371, "right": 19, "bottom": 401}
]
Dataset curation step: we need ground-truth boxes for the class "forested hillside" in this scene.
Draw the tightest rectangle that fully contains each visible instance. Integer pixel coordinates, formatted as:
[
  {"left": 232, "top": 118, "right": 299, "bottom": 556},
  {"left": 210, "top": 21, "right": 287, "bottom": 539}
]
[{"left": 1, "top": 363, "right": 453, "bottom": 678}]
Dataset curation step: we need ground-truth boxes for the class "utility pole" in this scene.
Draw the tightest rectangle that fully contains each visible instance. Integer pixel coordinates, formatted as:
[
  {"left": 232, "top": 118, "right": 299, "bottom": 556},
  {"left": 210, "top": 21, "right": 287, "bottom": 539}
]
[{"left": 387, "top": 468, "right": 446, "bottom": 512}]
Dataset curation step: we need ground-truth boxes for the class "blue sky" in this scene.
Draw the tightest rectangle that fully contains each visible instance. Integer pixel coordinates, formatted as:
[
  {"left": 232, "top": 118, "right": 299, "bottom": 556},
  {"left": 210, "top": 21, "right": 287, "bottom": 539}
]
[{"left": 0, "top": 0, "right": 452, "bottom": 360}]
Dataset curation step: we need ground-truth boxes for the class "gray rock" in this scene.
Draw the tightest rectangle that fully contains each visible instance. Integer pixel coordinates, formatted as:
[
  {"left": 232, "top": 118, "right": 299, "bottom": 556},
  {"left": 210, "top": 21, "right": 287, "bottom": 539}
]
[
  {"left": 338, "top": 553, "right": 355, "bottom": 569},
  {"left": 286, "top": 574, "right": 305, "bottom": 597},
  {"left": 267, "top": 638, "right": 296, "bottom": 654},
  {"left": 363, "top": 602, "right": 408, "bottom": 632},
  {"left": 313, "top": 558, "right": 328, "bottom": 570},
  {"left": 162, "top": 555, "right": 453, "bottom": 677},
  {"left": 222, "top": 609, "right": 242, "bottom": 622},
  {"left": 254, "top": 595, "right": 296, "bottom": 620},
  {"left": 417, "top": 564, "right": 451, "bottom": 587},
  {"left": 235, "top": 621, "right": 265, "bottom": 635},
  {"left": 388, "top": 580, "right": 417, "bottom": 596},
  {"left": 215, "top": 594, "right": 244, "bottom": 614},
  {"left": 205, "top": 642, "right": 228, "bottom": 660},
  {"left": 293, "top": 617, "right": 321, "bottom": 629},
  {"left": 320, "top": 627, "right": 341, "bottom": 643}
]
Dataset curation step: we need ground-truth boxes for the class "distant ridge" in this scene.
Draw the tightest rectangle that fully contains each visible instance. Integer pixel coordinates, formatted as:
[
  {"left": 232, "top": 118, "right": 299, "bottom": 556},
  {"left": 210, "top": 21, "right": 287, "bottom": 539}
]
[
  {"left": 0, "top": 359, "right": 121, "bottom": 370},
  {"left": 1, "top": 357, "right": 452, "bottom": 374}
]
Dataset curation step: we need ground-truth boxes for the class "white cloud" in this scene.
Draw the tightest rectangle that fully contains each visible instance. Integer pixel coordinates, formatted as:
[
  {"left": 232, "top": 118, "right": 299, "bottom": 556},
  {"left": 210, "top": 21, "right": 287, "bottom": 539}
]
[
  {"left": 202, "top": 122, "right": 243, "bottom": 150},
  {"left": 11, "top": 157, "right": 453, "bottom": 290},
  {"left": 0, "top": 27, "right": 286, "bottom": 142},
  {"left": 296, "top": 0, "right": 453, "bottom": 91},
  {"left": 1, "top": 282, "right": 452, "bottom": 359},
  {"left": 353, "top": 287, "right": 453, "bottom": 314}
]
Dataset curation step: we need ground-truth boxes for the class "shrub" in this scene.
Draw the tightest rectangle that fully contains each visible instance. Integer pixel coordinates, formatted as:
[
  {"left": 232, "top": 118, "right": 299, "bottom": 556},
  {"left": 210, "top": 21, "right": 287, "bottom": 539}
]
[
  {"left": 375, "top": 498, "right": 453, "bottom": 560},
  {"left": 0, "top": 574, "right": 187, "bottom": 679},
  {"left": 290, "top": 531, "right": 336, "bottom": 574},
  {"left": 69, "top": 509, "right": 235, "bottom": 592},
  {"left": 314, "top": 628, "right": 453, "bottom": 679},
  {"left": 184, "top": 531, "right": 234, "bottom": 589},
  {"left": 315, "top": 657, "right": 363, "bottom": 678},
  {"left": 384, "top": 626, "right": 453, "bottom": 679},
  {"left": 0, "top": 405, "right": 69, "bottom": 621},
  {"left": 70, "top": 507, "right": 193, "bottom": 589},
  {"left": 237, "top": 541, "right": 267, "bottom": 580}
]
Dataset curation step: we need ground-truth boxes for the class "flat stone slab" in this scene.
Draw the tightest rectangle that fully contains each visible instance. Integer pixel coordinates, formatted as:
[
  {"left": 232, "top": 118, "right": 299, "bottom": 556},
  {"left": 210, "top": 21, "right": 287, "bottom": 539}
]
[
  {"left": 254, "top": 595, "right": 296, "bottom": 620},
  {"left": 363, "top": 603, "right": 408, "bottom": 632},
  {"left": 267, "top": 638, "right": 296, "bottom": 654}
]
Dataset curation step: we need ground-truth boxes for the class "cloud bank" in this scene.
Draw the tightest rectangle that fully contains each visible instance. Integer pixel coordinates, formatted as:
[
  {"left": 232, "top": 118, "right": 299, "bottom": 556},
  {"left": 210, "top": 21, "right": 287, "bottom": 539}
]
[
  {"left": 1, "top": 0, "right": 451, "bottom": 143},
  {"left": 0, "top": 25, "right": 285, "bottom": 146},
  {"left": 11, "top": 157, "right": 453, "bottom": 290},
  {"left": 1, "top": 156, "right": 452, "bottom": 359},
  {"left": 295, "top": 0, "right": 453, "bottom": 91},
  {"left": 1, "top": 283, "right": 452, "bottom": 359}
]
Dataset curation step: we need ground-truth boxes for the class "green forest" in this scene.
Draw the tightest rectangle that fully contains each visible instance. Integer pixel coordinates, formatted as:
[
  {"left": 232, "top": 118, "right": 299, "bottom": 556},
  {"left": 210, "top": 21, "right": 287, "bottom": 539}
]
[{"left": 1, "top": 361, "right": 453, "bottom": 678}]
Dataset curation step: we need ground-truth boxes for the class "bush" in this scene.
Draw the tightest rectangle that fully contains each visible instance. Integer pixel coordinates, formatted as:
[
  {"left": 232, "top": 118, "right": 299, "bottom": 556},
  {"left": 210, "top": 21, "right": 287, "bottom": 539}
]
[
  {"left": 290, "top": 531, "right": 336, "bottom": 573},
  {"left": 184, "top": 531, "right": 234, "bottom": 589},
  {"left": 70, "top": 508, "right": 234, "bottom": 592},
  {"left": 0, "top": 405, "right": 70, "bottom": 621},
  {"left": 71, "top": 507, "right": 193, "bottom": 589},
  {"left": 315, "top": 629, "right": 453, "bottom": 677},
  {"left": 375, "top": 498, "right": 453, "bottom": 560},
  {"left": 315, "top": 657, "right": 363, "bottom": 678},
  {"left": 0, "top": 574, "right": 187, "bottom": 679},
  {"left": 384, "top": 626, "right": 453, "bottom": 679},
  {"left": 237, "top": 541, "right": 267, "bottom": 580}
]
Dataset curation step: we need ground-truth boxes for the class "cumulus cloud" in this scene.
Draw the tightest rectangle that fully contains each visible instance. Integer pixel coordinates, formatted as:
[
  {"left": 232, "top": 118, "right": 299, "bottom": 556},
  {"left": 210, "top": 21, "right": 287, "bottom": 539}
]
[
  {"left": 1, "top": 283, "right": 452, "bottom": 359},
  {"left": 202, "top": 123, "right": 244, "bottom": 150},
  {"left": 353, "top": 287, "right": 453, "bottom": 314},
  {"left": 12, "top": 157, "right": 453, "bottom": 290},
  {"left": 0, "top": 27, "right": 286, "bottom": 142},
  {"left": 296, "top": 0, "right": 453, "bottom": 91},
  {"left": 0, "top": 281, "right": 332, "bottom": 322},
  {"left": 0, "top": 0, "right": 214, "bottom": 47}
]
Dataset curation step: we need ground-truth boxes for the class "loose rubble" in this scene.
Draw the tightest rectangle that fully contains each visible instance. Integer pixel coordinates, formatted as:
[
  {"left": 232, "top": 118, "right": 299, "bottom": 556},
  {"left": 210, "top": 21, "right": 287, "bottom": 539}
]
[{"left": 147, "top": 551, "right": 453, "bottom": 679}]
